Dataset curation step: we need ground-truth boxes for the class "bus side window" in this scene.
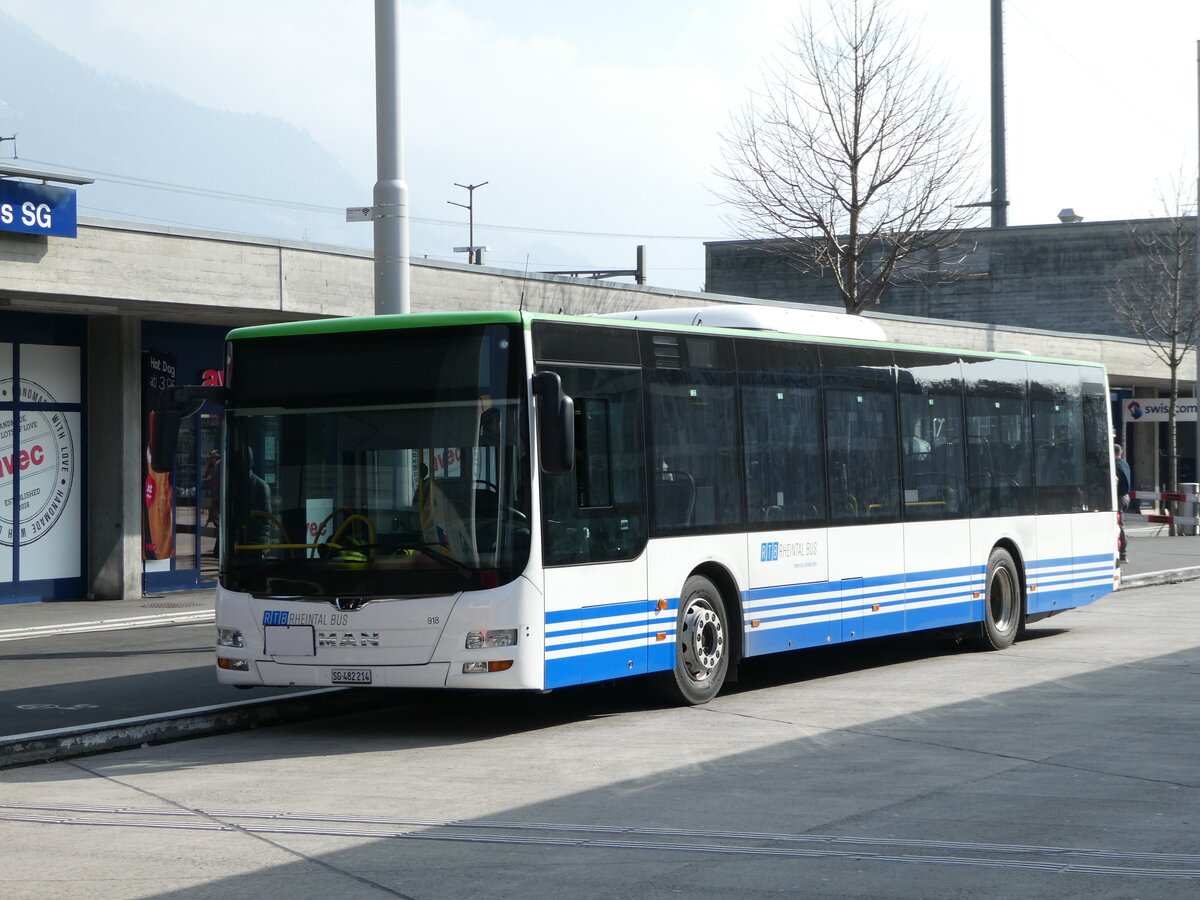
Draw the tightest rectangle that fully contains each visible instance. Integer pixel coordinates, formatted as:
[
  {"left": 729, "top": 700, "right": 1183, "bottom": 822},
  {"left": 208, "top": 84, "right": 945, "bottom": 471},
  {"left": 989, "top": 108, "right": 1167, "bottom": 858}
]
[
  {"left": 1030, "top": 363, "right": 1086, "bottom": 514},
  {"left": 737, "top": 338, "right": 826, "bottom": 530},
  {"left": 818, "top": 346, "right": 900, "bottom": 526},
  {"left": 963, "top": 358, "right": 1033, "bottom": 518},
  {"left": 540, "top": 367, "right": 646, "bottom": 566},
  {"left": 896, "top": 352, "right": 966, "bottom": 521},
  {"left": 645, "top": 334, "right": 743, "bottom": 536}
]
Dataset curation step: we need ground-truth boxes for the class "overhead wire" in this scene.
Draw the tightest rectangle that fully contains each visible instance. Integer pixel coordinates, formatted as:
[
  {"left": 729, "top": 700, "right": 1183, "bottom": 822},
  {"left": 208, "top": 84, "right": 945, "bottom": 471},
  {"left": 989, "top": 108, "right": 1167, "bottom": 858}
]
[{"left": 23, "top": 156, "right": 725, "bottom": 242}]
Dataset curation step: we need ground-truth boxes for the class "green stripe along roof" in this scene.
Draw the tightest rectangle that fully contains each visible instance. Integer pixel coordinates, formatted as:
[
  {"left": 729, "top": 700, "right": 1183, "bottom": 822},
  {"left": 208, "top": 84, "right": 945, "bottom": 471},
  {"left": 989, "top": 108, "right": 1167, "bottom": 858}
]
[
  {"left": 227, "top": 310, "right": 527, "bottom": 340},
  {"left": 225, "top": 308, "right": 1103, "bottom": 371}
]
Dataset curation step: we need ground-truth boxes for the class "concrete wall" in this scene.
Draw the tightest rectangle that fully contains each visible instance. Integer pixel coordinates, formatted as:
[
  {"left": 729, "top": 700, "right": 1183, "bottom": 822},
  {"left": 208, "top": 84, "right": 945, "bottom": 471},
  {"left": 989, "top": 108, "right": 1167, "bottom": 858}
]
[{"left": 705, "top": 218, "right": 1199, "bottom": 340}]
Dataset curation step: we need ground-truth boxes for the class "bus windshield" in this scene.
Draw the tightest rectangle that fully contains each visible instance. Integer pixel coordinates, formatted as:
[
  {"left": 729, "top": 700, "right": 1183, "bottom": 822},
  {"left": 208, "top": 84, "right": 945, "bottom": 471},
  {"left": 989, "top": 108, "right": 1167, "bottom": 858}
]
[{"left": 220, "top": 323, "right": 530, "bottom": 599}]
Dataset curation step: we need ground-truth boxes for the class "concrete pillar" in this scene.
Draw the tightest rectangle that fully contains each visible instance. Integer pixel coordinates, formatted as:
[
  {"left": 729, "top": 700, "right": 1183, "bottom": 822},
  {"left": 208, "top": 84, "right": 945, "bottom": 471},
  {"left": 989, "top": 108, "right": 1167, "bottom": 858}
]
[{"left": 87, "top": 316, "right": 142, "bottom": 600}]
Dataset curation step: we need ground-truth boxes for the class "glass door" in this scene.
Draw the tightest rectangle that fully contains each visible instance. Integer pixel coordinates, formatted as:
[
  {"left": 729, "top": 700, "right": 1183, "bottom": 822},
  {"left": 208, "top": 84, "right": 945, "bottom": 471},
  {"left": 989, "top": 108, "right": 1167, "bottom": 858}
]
[{"left": 143, "top": 411, "right": 221, "bottom": 592}]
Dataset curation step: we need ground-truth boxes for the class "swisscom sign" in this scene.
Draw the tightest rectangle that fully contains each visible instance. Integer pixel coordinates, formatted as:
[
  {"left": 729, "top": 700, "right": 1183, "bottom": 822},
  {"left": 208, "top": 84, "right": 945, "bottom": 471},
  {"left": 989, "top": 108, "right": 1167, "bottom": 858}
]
[{"left": 0, "top": 180, "right": 78, "bottom": 238}]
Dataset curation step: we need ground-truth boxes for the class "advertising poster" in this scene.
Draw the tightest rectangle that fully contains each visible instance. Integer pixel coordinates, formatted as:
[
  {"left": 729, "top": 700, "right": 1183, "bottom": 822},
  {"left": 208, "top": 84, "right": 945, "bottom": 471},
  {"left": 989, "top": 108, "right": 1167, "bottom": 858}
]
[
  {"left": 0, "top": 343, "right": 82, "bottom": 581},
  {"left": 143, "top": 349, "right": 177, "bottom": 565}
]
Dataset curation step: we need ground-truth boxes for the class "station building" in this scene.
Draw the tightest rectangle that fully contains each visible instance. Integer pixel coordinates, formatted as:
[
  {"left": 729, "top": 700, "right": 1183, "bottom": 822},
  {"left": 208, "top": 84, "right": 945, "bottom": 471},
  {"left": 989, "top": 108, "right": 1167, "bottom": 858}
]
[{"left": 0, "top": 179, "right": 1185, "bottom": 605}]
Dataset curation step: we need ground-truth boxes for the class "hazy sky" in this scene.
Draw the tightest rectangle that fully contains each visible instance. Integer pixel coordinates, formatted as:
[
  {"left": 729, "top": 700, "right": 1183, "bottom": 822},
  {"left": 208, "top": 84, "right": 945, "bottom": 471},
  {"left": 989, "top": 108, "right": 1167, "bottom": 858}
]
[{"left": 2, "top": 0, "right": 1198, "bottom": 292}]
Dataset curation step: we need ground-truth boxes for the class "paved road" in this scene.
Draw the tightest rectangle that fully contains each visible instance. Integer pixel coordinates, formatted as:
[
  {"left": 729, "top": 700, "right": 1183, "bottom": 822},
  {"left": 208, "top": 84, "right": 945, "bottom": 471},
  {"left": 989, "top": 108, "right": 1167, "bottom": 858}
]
[
  {"left": 1, "top": 579, "right": 1197, "bottom": 898},
  {"left": 1, "top": 622, "right": 311, "bottom": 729}
]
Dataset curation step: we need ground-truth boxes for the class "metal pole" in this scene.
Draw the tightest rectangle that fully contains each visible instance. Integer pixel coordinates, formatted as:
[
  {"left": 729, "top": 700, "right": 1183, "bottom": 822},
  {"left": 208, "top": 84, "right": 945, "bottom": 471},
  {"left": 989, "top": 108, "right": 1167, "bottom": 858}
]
[
  {"left": 449, "top": 182, "right": 488, "bottom": 264},
  {"left": 1194, "top": 40, "right": 1199, "bottom": 509},
  {"left": 374, "top": 0, "right": 409, "bottom": 315},
  {"left": 990, "top": 0, "right": 1008, "bottom": 228}
]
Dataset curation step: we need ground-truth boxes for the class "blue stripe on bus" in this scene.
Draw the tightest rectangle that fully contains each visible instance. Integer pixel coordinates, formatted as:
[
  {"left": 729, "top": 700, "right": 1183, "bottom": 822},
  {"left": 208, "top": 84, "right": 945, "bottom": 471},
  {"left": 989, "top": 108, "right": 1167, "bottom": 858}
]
[
  {"left": 546, "top": 638, "right": 679, "bottom": 688},
  {"left": 543, "top": 554, "right": 1115, "bottom": 688},
  {"left": 545, "top": 598, "right": 652, "bottom": 625},
  {"left": 544, "top": 598, "right": 679, "bottom": 688}
]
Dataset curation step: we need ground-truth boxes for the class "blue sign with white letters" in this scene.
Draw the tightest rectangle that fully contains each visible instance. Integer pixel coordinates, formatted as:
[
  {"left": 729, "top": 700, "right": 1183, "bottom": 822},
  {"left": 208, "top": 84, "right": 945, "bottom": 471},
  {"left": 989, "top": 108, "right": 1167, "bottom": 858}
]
[{"left": 0, "top": 180, "right": 78, "bottom": 237}]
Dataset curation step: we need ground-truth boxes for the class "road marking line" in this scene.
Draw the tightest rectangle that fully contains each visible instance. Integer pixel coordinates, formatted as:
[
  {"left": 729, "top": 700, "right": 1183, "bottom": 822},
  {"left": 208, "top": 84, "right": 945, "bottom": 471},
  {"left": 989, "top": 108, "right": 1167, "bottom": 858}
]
[{"left": 0, "top": 804, "right": 1196, "bottom": 879}]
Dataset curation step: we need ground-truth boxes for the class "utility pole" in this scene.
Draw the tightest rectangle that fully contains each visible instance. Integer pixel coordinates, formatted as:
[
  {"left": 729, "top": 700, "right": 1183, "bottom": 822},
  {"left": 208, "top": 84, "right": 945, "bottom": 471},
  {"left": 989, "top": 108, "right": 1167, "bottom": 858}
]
[
  {"left": 990, "top": 0, "right": 1008, "bottom": 228},
  {"left": 373, "top": 0, "right": 409, "bottom": 314},
  {"left": 449, "top": 181, "right": 488, "bottom": 264},
  {"left": 1194, "top": 40, "right": 1199, "bottom": 495}
]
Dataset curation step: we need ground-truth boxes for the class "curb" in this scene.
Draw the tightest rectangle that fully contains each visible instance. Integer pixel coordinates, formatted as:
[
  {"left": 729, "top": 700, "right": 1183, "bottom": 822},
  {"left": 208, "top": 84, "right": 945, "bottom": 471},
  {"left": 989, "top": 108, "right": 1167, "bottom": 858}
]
[
  {"left": 1117, "top": 567, "right": 1200, "bottom": 591},
  {"left": 0, "top": 688, "right": 405, "bottom": 770}
]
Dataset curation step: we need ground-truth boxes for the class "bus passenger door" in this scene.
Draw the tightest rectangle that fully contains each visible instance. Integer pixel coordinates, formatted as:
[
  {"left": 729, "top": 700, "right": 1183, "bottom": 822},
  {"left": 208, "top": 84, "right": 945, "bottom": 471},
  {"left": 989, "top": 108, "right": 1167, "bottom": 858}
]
[
  {"left": 1033, "top": 516, "right": 1073, "bottom": 614},
  {"left": 539, "top": 365, "right": 649, "bottom": 689}
]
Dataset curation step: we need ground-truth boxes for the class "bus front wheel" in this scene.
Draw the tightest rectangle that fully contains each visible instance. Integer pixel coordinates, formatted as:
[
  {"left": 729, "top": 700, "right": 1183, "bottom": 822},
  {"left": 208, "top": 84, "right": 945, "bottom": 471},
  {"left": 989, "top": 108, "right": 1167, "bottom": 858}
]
[
  {"left": 974, "top": 547, "right": 1021, "bottom": 651},
  {"left": 654, "top": 575, "right": 729, "bottom": 705}
]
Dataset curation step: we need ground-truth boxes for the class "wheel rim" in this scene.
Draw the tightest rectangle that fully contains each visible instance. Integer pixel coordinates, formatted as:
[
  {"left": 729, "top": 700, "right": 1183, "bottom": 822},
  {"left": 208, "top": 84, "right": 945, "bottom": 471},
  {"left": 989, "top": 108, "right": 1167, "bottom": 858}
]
[
  {"left": 680, "top": 597, "right": 724, "bottom": 682},
  {"left": 988, "top": 564, "right": 1016, "bottom": 631}
]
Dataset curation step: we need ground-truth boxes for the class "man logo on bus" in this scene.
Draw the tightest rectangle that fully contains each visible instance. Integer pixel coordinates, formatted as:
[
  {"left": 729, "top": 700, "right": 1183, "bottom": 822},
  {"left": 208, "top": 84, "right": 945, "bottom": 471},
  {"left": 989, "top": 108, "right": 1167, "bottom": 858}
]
[
  {"left": 761, "top": 542, "right": 780, "bottom": 562},
  {"left": 1127, "top": 401, "right": 1143, "bottom": 420}
]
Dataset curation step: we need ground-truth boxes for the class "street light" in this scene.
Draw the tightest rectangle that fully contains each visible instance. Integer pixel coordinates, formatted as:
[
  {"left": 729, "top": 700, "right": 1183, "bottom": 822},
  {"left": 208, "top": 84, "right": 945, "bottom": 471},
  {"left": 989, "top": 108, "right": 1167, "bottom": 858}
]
[{"left": 449, "top": 181, "right": 488, "bottom": 264}]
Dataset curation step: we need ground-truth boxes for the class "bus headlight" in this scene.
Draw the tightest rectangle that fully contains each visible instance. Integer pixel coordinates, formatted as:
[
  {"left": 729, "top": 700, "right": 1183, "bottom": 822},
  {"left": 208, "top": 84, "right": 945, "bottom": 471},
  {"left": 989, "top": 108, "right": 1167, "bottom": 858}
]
[
  {"left": 465, "top": 629, "right": 517, "bottom": 650},
  {"left": 217, "top": 627, "right": 245, "bottom": 648}
]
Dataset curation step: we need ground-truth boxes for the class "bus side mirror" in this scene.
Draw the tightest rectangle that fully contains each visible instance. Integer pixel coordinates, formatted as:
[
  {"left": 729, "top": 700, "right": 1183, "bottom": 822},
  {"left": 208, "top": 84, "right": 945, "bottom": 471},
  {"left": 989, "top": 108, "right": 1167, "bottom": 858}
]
[
  {"left": 150, "top": 385, "right": 229, "bottom": 472},
  {"left": 533, "top": 371, "right": 574, "bottom": 475}
]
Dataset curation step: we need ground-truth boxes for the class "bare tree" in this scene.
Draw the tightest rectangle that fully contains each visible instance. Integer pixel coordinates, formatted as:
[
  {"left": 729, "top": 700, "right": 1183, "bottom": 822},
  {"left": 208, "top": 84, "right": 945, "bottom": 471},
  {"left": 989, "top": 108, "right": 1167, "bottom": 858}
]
[
  {"left": 1107, "top": 181, "right": 1200, "bottom": 532},
  {"left": 717, "top": 0, "right": 983, "bottom": 315}
]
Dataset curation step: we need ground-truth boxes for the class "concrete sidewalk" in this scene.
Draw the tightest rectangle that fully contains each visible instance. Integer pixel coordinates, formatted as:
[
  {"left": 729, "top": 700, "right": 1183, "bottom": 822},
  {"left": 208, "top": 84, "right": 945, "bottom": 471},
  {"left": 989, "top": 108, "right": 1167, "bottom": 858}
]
[
  {"left": 1118, "top": 525, "right": 1200, "bottom": 589},
  {"left": 0, "top": 588, "right": 216, "bottom": 642}
]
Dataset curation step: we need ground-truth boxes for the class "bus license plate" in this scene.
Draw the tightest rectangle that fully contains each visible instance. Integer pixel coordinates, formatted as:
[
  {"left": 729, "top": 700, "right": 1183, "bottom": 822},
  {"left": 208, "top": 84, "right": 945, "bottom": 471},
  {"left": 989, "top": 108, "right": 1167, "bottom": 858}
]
[{"left": 331, "top": 668, "right": 372, "bottom": 685}]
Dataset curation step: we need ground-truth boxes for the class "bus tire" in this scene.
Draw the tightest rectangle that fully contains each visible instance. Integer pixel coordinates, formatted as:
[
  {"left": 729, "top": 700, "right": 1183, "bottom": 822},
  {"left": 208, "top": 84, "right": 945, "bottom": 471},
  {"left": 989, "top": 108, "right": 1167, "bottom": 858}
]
[
  {"left": 653, "top": 575, "right": 729, "bottom": 705},
  {"left": 974, "top": 547, "right": 1021, "bottom": 651}
]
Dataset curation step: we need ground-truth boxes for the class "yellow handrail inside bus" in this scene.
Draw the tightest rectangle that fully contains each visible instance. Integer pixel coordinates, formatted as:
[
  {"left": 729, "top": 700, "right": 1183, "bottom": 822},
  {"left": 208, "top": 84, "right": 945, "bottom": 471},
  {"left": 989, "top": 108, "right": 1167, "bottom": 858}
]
[
  {"left": 313, "top": 507, "right": 353, "bottom": 543},
  {"left": 327, "top": 514, "right": 377, "bottom": 560},
  {"left": 234, "top": 510, "right": 298, "bottom": 557}
]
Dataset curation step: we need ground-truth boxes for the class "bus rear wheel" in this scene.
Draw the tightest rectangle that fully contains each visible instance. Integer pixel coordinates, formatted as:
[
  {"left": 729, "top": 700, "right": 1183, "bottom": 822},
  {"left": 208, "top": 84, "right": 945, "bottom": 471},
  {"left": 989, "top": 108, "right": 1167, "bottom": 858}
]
[
  {"left": 974, "top": 547, "right": 1021, "bottom": 650},
  {"left": 653, "top": 575, "right": 729, "bottom": 705}
]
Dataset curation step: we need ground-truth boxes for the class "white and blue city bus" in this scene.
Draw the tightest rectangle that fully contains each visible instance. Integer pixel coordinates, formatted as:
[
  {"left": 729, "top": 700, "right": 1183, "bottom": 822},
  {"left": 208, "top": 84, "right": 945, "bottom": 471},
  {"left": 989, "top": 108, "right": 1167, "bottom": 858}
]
[{"left": 182, "top": 306, "right": 1117, "bottom": 705}]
